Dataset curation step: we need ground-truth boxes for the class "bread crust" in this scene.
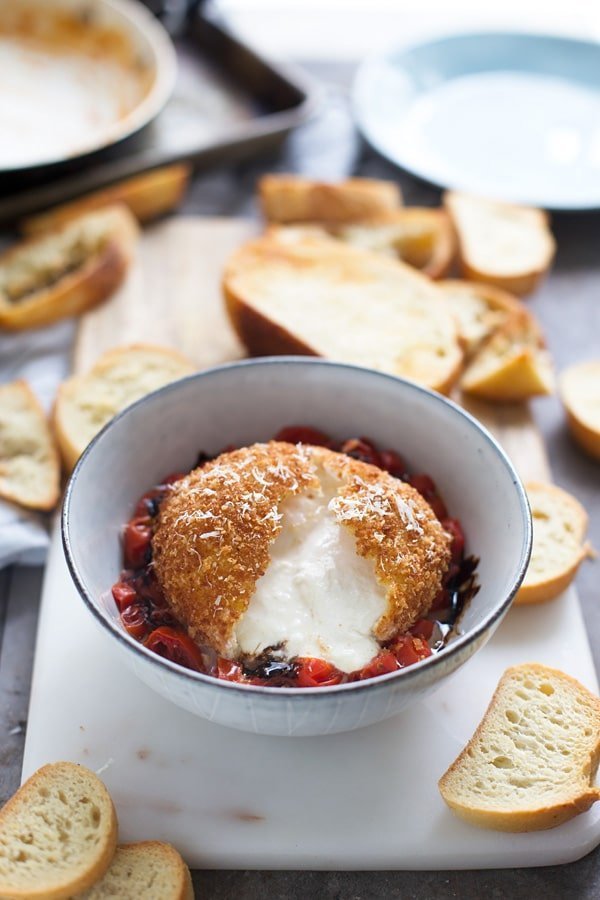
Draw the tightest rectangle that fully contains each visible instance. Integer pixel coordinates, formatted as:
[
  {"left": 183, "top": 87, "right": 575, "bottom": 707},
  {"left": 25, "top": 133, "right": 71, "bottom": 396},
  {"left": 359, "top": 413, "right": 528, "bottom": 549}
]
[
  {"left": 0, "top": 206, "right": 138, "bottom": 331},
  {"left": 334, "top": 208, "right": 456, "bottom": 279},
  {"left": 75, "top": 842, "right": 193, "bottom": 900},
  {"left": 444, "top": 191, "right": 556, "bottom": 297},
  {"left": 438, "top": 664, "right": 600, "bottom": 832},
  {"left": 0, "top": 761, "right": 117, "bottom": 899},
  {"left": 259, "top": 175, "right": 402, "bottom": 224},
  {"left": 153, "top": 442, "right": 450, "bottom": 656},
  {"left": 0, "top": 379, "right": 60, "bottom": 511},
  {"left": 460, "top": 311, "right": 554, "bottom": 402},
  {"left": 559, "top": 361, "right": 600, "bottom": 462},
  {"left": 223, "top": 229, "right": 463, "bottom": 395},
  {"left": 437, "top": 279, "right": 524, "bottom": 358},
  {"left": 21, "top": 164, "right": 192, "bottom": 236},
  {"left": 515, "top": 481, "right": 591, "bottom": 605},
  {"left": 53, "top": 343, "right": 195, "bottom": 473}
]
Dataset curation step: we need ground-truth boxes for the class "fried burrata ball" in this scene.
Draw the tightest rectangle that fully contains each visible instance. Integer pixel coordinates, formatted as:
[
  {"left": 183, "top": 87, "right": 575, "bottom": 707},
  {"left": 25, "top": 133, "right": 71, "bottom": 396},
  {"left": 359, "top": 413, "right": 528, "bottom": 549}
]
[{"left": 152, "top": 442, "right": 451, "bottom": 672}]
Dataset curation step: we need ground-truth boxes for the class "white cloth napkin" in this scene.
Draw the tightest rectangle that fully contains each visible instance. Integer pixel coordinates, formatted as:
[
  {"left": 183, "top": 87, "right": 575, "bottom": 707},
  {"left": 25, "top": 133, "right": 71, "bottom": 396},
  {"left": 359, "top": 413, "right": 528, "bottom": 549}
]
[{"left": 0, "top": 319, "right": 75, "bottom": 567}]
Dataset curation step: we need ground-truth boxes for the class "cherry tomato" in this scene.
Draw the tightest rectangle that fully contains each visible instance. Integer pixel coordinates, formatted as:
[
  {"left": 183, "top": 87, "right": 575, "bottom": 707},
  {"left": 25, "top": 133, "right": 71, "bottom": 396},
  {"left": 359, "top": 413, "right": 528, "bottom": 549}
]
[
  {"left": 340, "top": 437, "right": 382, "bottom": 467},
  {"left": 123, "top": 519, "right": 153, "bottom": 569},
  {"left": 296, "top": 657, "right": 344, "bottom": 687},
  {"left": 390, "top": 635, "right": 432, "bottom": 667},
  {"left": 442, "top": 517, "right": 466, "bottom": 563},
  {"left": 133, "top": 489, "right": 165, "bottom": 519},
  {"left": 431, "top": 588, "right": 450, "bottom": 611},
  {"left": 408, "top": 473, "right": 448, "bottom": 519},
  {"left": 217, "top": 657, "right": 244, "bottom": 682},
  {"left": 410, "top": 619, "right": 435, "bottom": 641},
  {"left": 273, "top": 426, "right": 332, "bottom": 446},
  {"left": 144, "top": 627, "right": 209, "bottom": 673},
  {"left": 408, "top": 473, "right": 437, "bottom": 497},
  {"left": 380, "top": 449, "right": 406, "bottom": 479},
  {"left": 111, "top": 581, "right": 137, "bottom": 612},
  {"left": 121, "top": 602, "right": 151, "bottom": 640},
  {"left": 356, "top": 650, "right": 399, "bottom": 680}
]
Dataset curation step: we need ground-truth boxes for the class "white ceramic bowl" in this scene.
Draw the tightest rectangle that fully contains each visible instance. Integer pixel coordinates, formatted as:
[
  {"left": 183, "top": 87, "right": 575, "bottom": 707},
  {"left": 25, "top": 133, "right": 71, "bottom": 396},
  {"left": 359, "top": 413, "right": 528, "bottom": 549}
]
[{"left": 63, "top": 359, "right": 531, "bottom": 736}]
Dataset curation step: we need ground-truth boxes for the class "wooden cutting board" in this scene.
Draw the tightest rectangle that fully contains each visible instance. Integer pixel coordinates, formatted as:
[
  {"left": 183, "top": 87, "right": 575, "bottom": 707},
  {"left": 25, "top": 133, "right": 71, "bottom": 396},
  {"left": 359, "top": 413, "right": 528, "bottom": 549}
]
[
  {"left": 22, "top": 217, "right": 600, "bottom": 870},
  {"left": 74, "top": 216, "right": 549, "bottom": 481}
]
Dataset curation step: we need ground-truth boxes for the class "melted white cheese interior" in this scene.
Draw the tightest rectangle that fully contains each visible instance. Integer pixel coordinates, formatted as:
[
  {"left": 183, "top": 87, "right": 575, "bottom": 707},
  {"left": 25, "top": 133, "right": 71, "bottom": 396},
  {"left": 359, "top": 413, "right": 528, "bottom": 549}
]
[{"left": 234, "top": 469, "right": 387, "bottom": 673}]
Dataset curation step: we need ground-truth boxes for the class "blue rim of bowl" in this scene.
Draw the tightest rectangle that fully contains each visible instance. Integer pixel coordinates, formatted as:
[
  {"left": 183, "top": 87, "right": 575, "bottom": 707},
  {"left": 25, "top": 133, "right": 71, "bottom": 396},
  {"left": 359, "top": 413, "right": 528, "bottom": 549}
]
[
  {"left": 62, "top": 357, "right": 532, "bottom": 699},
  {"left": 352, "top": 29, "right": 600, "bottom": 211}
]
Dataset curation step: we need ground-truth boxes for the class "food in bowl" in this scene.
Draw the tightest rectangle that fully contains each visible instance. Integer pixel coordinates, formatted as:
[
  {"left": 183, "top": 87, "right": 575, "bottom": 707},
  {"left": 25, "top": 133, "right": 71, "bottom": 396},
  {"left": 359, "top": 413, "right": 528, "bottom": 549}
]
[{"left": 111, "top": 426, "right": 478, "bottom": 687}]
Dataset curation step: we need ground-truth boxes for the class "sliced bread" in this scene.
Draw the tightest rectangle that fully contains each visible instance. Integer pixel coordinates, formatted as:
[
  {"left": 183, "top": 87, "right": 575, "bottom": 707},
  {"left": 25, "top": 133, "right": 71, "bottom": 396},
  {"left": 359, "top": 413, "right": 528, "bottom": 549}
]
[
  {"left": 516, "top": 482, "right": 592, "bottom": 605},
  {"left": 54, "top": 344, "right": 195, "bottom": 472},
  {"left": 258, "top": 174, "right": 402, "bottom": 224},
  {"left": 333, "top": 207, "right": 455, "bottom": 279},
  {"left": 460, "top": 312, "right": 554, "bottom": 402},
  {"left": 444, "top": 191, "right": 556, "bottom": 296},
  {"left": 0, "top": 206, "right": 138, "bottom": 331},
  {"left": 559, "top": 360, "right": 600, "bottom": 462},
  {"left": 0, "top": 380, "right": 60, "bottom": 511},
  {"left": 21, "top": 164, "right": 191, "bottom": 236},
  {"left": 73, "top": 842, "right": 194, "bottom": 900},
  {"left": 438, "top": 663, "right": 600, "bottom": 832},
  {"left": 223, "top": 227, "right": 463, "bottom": 394},
  {"left": 437, "top": 280, "right": 524, "bottom": 359},
  {"left": 0, "top": 761, "right": 117, "bottom": 899}
]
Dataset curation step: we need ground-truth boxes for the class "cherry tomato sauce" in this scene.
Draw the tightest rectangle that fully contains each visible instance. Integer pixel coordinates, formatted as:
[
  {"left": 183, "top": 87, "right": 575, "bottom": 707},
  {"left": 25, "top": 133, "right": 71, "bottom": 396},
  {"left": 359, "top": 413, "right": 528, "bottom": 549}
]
[{"left": 111, "top": 429, "right": 479, "bottom": 686}]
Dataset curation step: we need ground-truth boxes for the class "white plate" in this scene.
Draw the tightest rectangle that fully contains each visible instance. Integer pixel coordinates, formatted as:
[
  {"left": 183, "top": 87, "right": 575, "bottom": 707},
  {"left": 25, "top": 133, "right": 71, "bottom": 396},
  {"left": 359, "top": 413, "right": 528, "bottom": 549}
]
[{"left": 353, "top": 32, "right": 600, "bottom": 210}]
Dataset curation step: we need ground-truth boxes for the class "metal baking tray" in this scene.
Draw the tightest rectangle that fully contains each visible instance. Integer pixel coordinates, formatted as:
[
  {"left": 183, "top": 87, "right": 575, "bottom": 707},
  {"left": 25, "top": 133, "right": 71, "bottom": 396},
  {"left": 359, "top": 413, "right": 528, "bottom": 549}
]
[{"left": 0, "top": 1, "right": 317, "bottom": 225}]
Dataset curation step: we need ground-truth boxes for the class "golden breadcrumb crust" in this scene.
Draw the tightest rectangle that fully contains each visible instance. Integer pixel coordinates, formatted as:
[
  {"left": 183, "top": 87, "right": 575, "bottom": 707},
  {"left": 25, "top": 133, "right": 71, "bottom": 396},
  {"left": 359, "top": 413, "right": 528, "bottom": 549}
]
[{"left": 153, "top": 442, "right": 451, "bottom": 657}]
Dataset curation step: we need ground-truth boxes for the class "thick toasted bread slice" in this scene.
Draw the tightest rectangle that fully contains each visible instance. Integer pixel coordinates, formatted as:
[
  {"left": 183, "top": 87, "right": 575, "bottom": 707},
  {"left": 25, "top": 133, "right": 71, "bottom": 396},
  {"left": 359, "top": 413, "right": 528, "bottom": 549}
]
[
  {"left": 559, "top": 360, "right": 600, "bottom": 462},
  {"left": 21, "top": 164, "right": 191, "bottom": 236},
  {"left": 444, "top": 191, "right": 555, "bottom": 296},
  {"left": 460, "top": 312, "right": 554, "bottom": 402},
  {"left": 259, "top": 174, "right": 402, "bottom": 224},
  {"left": 0, "top": 206, "right": 138, "bottom": 330},
  {"left": 54, "top": 344, "right": 195, "bottom": 472},
  {"left": 438, "top": 664, "right": 600, "bottom": 832},
  {"left": 74, "top": 842, "right": 194, "bottom": 900},
  {"left": 223, "top": 227, "right": 463, "bottom": 394},
  {"left": 437, "top": 280, "right": 524, "bottom": 359},
  {"left": 0, "top": 761, "right": 117, "bottom": 899},
  {"left": 516, "top": 482, "right": 592, "bottom": 605},
  {"left": 334, "top": 208, "right": 456, "bottom": 278},
  {"left": 0, "top": 380, "right": 60, "bottom": 511}
]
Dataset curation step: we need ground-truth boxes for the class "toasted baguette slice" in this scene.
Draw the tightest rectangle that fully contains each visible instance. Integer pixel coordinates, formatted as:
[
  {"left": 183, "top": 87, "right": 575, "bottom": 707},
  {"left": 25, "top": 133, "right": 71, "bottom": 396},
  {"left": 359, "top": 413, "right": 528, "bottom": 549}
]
[
  {"left": 438, "top": 664, "right": 600, "bottom": 832},
  {"left": 460, "top": 312, "right": 554, "bottom": 402},
  {"left": 74, "top": 842, "right": 194, "bottom": 900},
  {"left": 54, "top": 344, "right": 195, "bottom": 472},
  {"left": 516, "top": 482, "right": 592, "bottom": 605},
  {"left": 0, "top": 206, "right": 138, "bottom": 331},
  {"left": 444, "top": 191, "right": 555, "bottom": 296},
  {"left": 259, "top": 174, "right": 402, "bottom": 224},
  {"left": 559, "top": 360, "right": 600, "bottom": 462},
  {"left": 0, "top": 380, "right": 60, "bottom": 511},
  {"left": 437, "top": 280, "right": 524, "bottom": 359},
  {"left": 21, "top": 164, "right": 191, "bottom": 236},
  {"left": 0, "top": 761, "right": 117, "bottom": 899},
  {"left": 223, "top": 227, "right": 463, "bottom": 394},
  {"left": 334, "top": 208, "right": 455, "bottom": 279}
]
